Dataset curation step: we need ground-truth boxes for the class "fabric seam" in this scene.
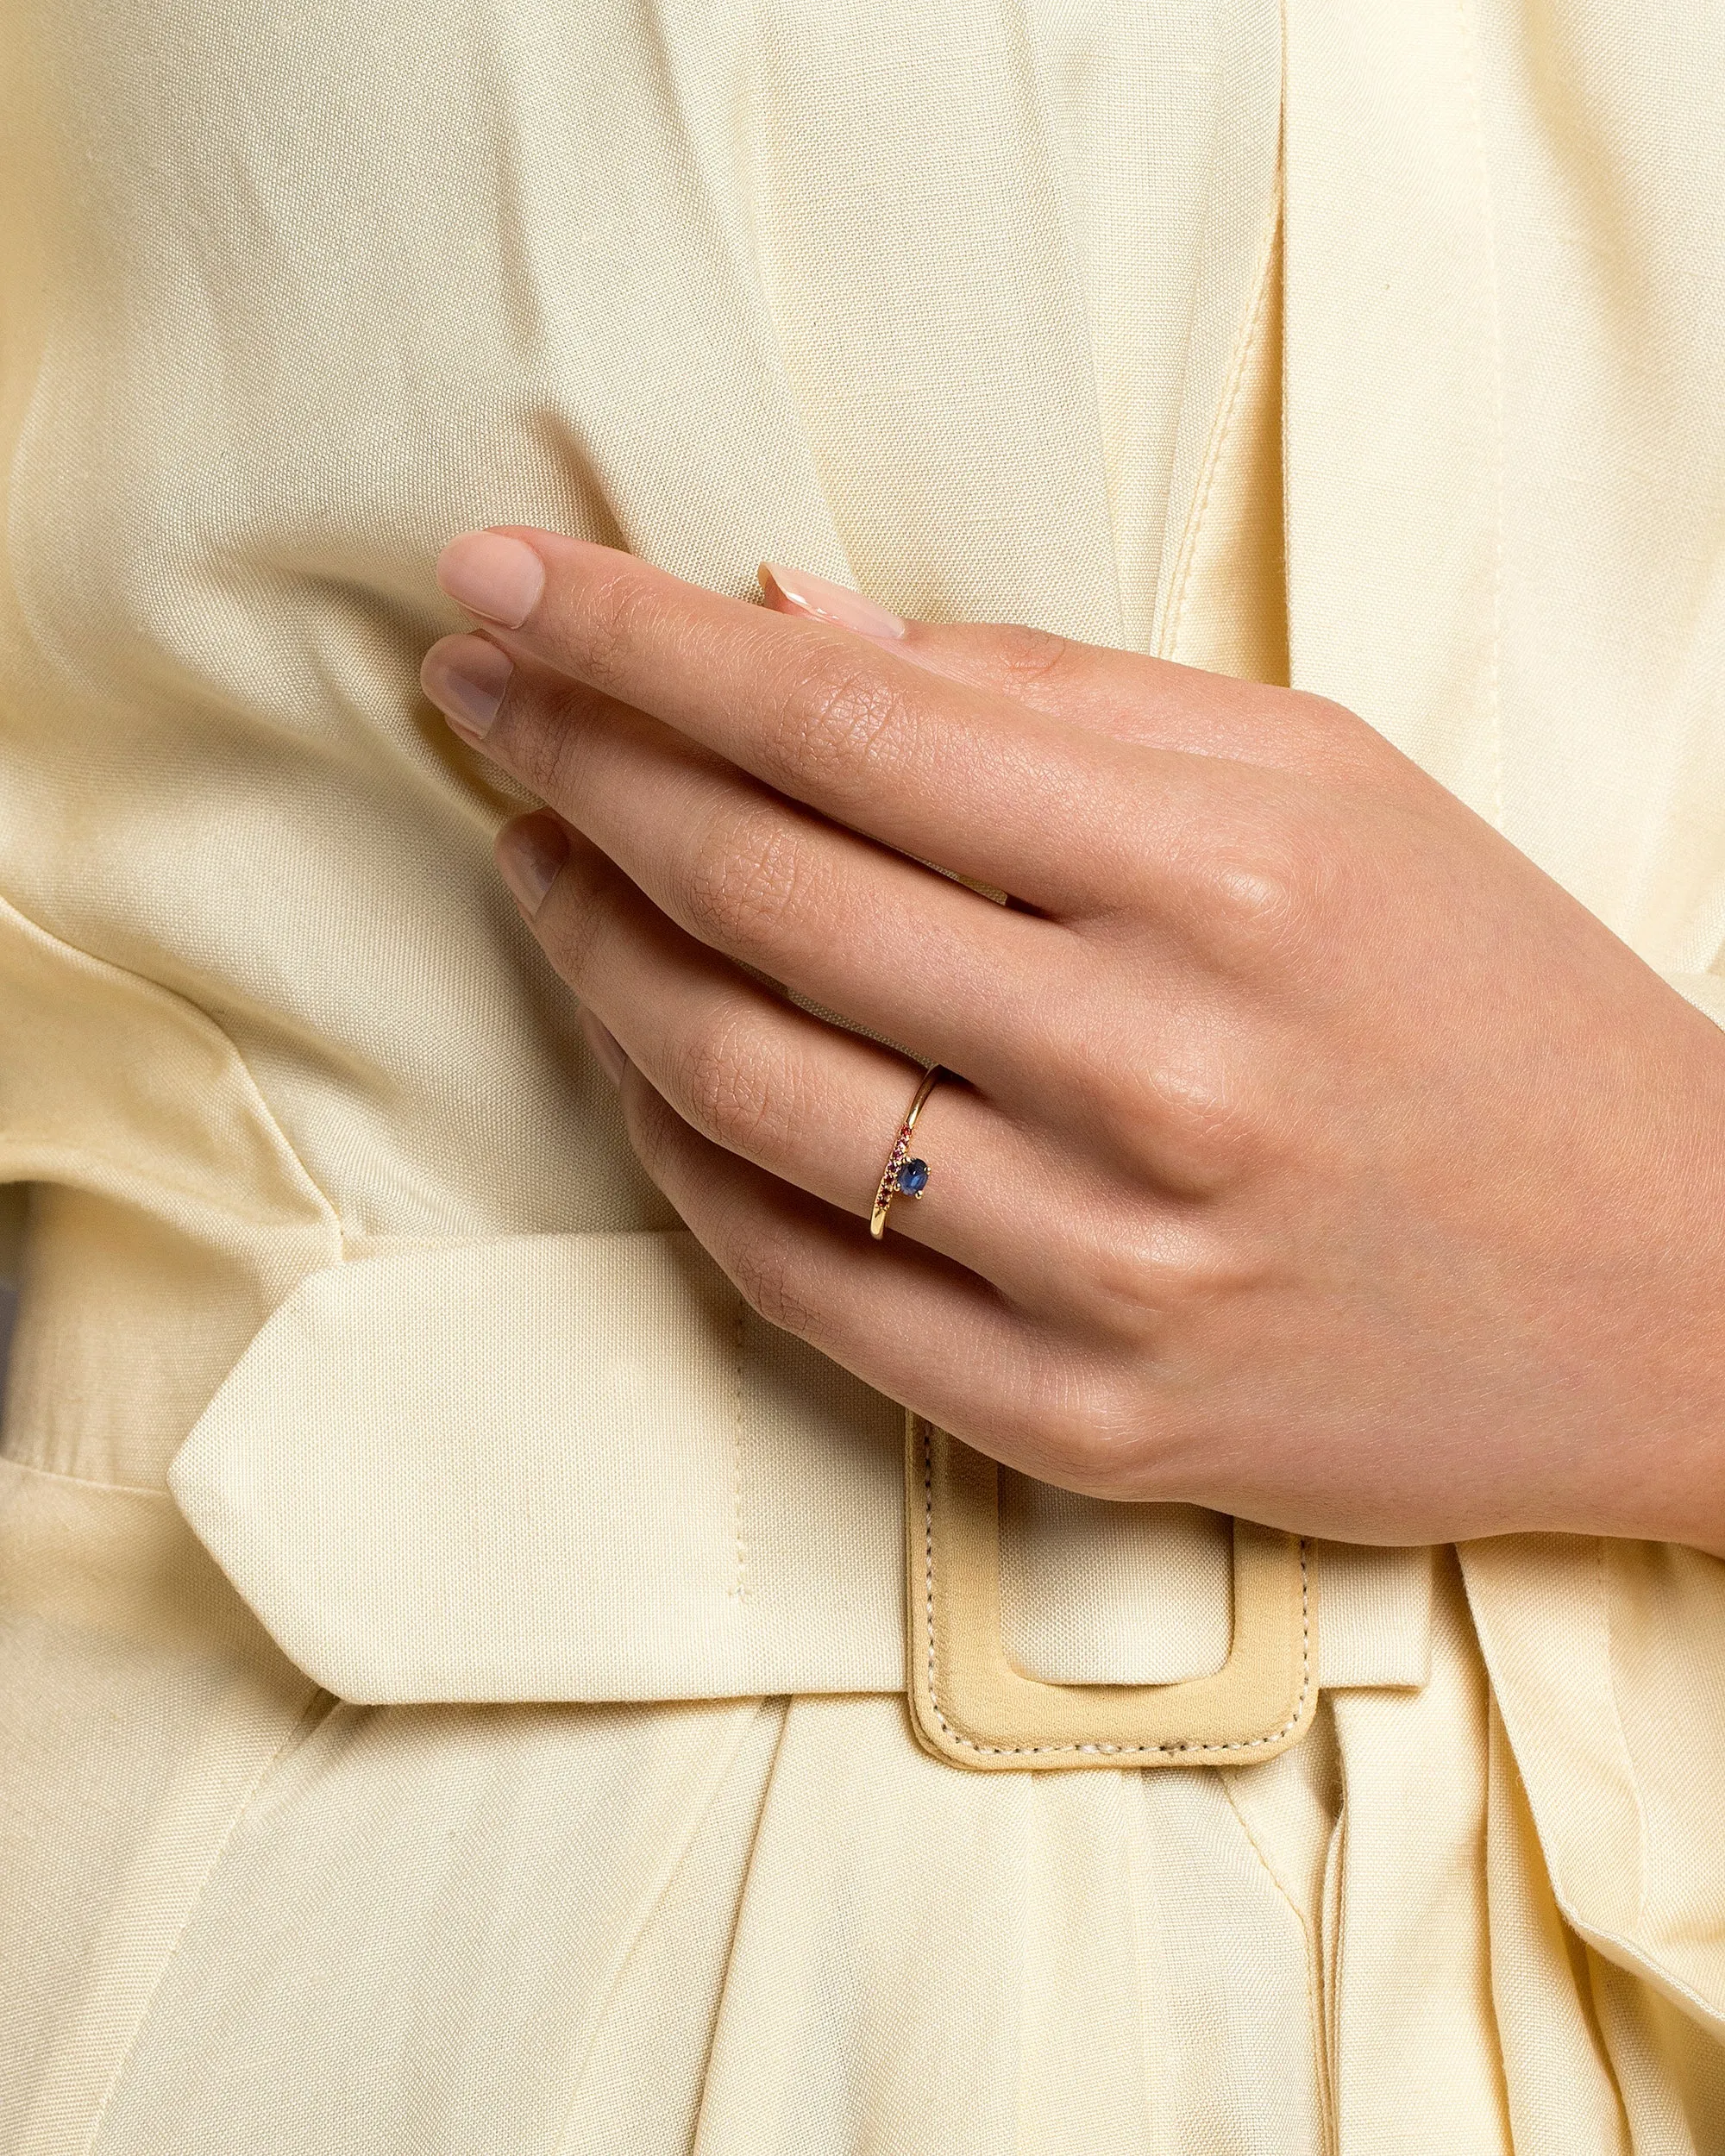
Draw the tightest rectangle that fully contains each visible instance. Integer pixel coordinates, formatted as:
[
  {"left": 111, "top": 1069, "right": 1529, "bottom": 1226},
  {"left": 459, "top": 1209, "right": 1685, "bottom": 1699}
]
[
  {"left": 1156, "top": 168, "right": 1284, "bottom": 666},
  {"left": 1220, "top": 1769, "right": 1335, "bottom": 2143},
  {"left": 1598, "top": 1538, "right": 1651, "bottom": 1933},
  {"left": 0, "top": 1452, "right": 164, "bottom": 1501},
  {"left": 1461, "top": 1550, "right": 1720, "bottom": 2026},
  {"left": 551, "top": 1701, "right": 773, "bottom": 2156},
  {"left": 686, "top": 1701, "right": 795, "bottom": 2151},
  {"left": 77, "top": 1687, "right": 326, "bottom": 2154}
]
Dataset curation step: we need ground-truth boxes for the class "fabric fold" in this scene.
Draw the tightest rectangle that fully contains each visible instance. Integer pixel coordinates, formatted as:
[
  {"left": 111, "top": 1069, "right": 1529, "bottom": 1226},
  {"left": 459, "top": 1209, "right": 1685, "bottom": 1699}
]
[{"left": 1462, "top": 1533, "right": 1725, "bottom": 2034}]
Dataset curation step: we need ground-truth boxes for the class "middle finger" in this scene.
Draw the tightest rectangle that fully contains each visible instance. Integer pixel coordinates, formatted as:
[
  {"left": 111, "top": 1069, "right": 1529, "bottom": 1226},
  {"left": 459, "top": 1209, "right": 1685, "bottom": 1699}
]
[
  {"left": 511, "top": 815, "right": 1074, "bottom": 1300},
  {"left": 425, "top": 632, "right": 1070, "bottom": 1081}
]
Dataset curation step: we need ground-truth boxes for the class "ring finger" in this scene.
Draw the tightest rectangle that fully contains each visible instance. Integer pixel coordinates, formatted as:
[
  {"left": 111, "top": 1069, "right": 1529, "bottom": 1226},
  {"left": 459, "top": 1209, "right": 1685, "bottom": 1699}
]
[{"left": 509, "top": 812, "right": 1072, "bottom": 1301}]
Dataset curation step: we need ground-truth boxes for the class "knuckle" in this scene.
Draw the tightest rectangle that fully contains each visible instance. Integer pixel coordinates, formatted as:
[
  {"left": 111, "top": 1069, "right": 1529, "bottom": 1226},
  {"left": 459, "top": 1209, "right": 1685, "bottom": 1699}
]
[
  {"left": 1059, "top": 1005, "right": 1270, "bottom": 1191},
  {"left": 762, "top": 647, "right": 915, "bottom": 795},
  {"left": 1138, "top": 1229, "right": 1264, "bottom": 1326},
  {"left": 1140, "top": 1062, "right": 1272, "bottom": 1182},
  {"left": 498, "top": 678, "right": 586, "bottom": 802},
  {"left": 1292, "top": 688, "right": 1387, "bottom": 759},
  {"left": 1070, "top": 1197, "right": 1261, "bottom": 1336},
  {"left": 1187, "top": 819, "right": 1327, "bottom": 972},
  {"left": 1026, "top": 1370, "right": 1152, "bottom": 1499},
  {"left": 555, "top": 562, "right": 666, "bottom": 701},
  {"left": 680, "top": 803, "right": 811, "bottom": 956},
  {"left": 724, "top": 1217, "right": 816, "bottom": 1338},
  {"left": 1290, "top": 689, "right": 1352, "bottom": 734},
  {"left": 536, "top": 855, "right": 626, "bottom": 992},
  {"left": 671, "top": 1002, "right": 787, "bottom": 1155},
  {"left": 979, "top": 621, "right": 1076, "bottom": 692},
  {"left": 1258, "top": 689, "right": 1419, "bottom": 794}
]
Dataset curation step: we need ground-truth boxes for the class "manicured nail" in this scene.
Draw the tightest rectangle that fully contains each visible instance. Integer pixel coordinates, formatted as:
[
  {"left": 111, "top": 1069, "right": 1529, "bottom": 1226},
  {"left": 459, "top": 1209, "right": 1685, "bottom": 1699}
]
[
  {"left": 580, "top": 1007, "right": 629, "bottom": 1088},
  {"left": 495, "top": 816, "right": 568, "bottom": 917},
  {"left": 421, "top": 636, "right": 513, "bottom": 739},
  {"left": 437, "top": 530, "right": 546, "bottom": 628},
  {"left": 757, "top": 563, "right": 906, "bottom": 642}
]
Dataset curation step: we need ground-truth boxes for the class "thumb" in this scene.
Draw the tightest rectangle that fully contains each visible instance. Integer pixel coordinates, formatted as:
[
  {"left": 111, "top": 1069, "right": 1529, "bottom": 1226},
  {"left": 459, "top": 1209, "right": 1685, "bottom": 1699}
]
[
  {"left": 756, "top": 562, "right": 1383, "bottom": 782},
  {"left": 756, "top": 561, "right": 1132, "bottom": 729},
  {"left": 756, "top": 561, "right": 1270, "bottom": 764}
]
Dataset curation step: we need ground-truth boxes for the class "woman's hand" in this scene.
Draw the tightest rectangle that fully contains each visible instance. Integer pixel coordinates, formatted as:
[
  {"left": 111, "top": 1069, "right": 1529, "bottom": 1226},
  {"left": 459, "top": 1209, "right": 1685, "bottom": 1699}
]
[{"left": 421, "top": 529, "right": 1725, "bottom": 1552}]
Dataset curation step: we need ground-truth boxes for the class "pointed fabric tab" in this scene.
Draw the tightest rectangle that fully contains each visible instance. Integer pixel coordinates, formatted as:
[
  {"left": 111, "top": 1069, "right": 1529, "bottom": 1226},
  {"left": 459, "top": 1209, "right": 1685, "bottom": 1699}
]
[{"left": 168, "top": 1233, "right": 1427, "bottom": 1708}]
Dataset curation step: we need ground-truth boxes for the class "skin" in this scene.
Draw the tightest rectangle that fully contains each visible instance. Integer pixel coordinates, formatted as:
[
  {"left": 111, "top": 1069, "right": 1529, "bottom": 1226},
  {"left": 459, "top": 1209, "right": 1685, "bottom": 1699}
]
[{"left": 420, "top": 526, "right": 1725, "bottom": 1556}]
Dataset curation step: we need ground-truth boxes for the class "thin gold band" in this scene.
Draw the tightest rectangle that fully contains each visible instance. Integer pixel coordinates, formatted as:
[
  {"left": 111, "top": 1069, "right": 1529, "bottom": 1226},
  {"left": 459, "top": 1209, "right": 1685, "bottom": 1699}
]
[{"left": 870, "top": 1064, "right": 945, "bottom": 1241}]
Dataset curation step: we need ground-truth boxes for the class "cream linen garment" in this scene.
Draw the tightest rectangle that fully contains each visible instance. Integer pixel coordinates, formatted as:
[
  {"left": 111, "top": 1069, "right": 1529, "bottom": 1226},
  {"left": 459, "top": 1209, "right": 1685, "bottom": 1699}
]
[{"left": 4, "top": 0, "right": 1725, "bottom": 2147}]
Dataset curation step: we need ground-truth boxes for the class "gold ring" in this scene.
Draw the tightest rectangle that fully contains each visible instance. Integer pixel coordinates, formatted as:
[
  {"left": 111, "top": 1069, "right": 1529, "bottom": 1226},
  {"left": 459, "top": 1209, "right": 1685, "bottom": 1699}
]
[{"left": 870, "top": 1064, "right": 945, "bottom": 1240}]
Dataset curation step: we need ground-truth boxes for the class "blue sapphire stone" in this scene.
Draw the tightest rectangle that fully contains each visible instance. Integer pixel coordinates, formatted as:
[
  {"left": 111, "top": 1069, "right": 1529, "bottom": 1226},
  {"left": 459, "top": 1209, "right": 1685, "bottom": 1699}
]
[{"left": 896, "top": 1157, "right": 930, "bottom": 1196}]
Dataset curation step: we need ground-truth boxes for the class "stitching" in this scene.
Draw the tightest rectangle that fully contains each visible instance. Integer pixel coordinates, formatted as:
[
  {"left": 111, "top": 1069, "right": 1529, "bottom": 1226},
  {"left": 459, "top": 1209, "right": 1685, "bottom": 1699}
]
[
  {"left": 919, "top": 1424, "right": 1311, "bottom": 1759},
  {"left": 726, "top": 1298, "right": 748, "bottom": 1600},
  {"left": 1156, "top": 169, "right": 1285, "bottom": 666},
  {"left": 1453, "top": 0, "right": 1507, "bottom": 831},
  {"left": 1118, "top": 1779, "right": 1158, "bottom": 2146}
]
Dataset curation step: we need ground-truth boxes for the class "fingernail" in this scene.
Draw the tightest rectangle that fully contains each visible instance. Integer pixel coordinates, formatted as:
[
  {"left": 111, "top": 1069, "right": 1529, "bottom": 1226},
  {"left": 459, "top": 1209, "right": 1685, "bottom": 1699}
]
[
  {"left": 757, "top": 563, "right": 906, "bottom": 642},
  {"left": 495, "top": 816, "right": 568, "bottom": 917},
  {"left": 437, "top": 530, "right": 546, "bottom": 629},
  {"left": 580, "top": 1007, "right": 629, "bottom": 1088},
  {"left": 421, "top": 636, "right": 513, "bottom": 739}
]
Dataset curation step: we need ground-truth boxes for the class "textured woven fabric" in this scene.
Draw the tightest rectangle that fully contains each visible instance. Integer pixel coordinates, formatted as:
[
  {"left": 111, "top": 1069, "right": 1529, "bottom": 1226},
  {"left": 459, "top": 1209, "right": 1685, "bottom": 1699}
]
[{"left": 3, "top": 0, "right": 1725, "bottom": 2146}]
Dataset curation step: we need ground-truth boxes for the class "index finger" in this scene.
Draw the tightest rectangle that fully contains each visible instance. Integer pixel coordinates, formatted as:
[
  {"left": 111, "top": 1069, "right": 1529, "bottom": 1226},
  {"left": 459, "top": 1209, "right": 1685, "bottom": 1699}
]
[{"left": 435, "top": 526, "right": 1169, "bottom": 912}]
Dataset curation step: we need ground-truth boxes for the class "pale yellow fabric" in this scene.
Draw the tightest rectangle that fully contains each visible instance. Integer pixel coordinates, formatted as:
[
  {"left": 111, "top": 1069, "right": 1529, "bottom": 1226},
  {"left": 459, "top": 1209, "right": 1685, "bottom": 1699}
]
[
  {"left": 164, "top": 1230, "right": 1432, "bottom": 1702},
  {"left": 3, "top": 0, "right": 1725, "bottom": 2146}
]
